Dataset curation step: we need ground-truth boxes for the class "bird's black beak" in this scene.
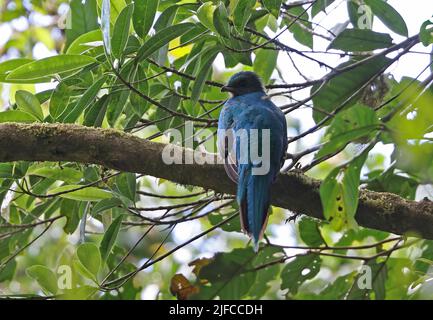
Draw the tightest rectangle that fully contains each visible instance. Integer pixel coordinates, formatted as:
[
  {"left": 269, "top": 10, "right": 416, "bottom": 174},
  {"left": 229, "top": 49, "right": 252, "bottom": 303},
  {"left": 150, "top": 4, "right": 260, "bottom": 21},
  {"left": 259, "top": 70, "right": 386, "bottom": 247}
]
[{"left": 221, "top": 85, "right": 235, "bottom": 93}]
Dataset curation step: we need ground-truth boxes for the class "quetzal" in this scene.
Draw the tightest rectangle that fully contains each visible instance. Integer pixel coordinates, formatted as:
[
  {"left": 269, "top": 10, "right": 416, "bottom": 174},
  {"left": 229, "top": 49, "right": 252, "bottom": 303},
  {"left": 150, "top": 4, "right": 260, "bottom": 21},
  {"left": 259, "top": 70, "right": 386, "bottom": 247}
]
[{"left": 218, "top": 71, "right": 288, "bottom": 251}]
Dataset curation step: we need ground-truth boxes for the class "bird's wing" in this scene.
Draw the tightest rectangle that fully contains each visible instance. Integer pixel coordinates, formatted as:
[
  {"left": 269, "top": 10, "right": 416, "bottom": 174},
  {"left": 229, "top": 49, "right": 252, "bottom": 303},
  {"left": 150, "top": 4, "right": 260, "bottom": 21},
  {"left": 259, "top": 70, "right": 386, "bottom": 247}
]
[{"left": 217, "top": 106, "right": 238, "bottom": 183}]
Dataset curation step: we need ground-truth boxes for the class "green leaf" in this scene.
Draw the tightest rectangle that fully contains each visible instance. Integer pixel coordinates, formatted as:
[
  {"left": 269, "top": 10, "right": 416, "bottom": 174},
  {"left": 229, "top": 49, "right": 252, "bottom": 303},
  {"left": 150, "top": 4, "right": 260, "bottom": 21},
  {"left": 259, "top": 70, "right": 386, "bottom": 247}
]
[
  {"left": 213, "top": 3, "right": 230, "bottom": 38},
  {"left": 115, "top": 173, "right": 136, "bottom": 202},
  {"left": 317, "top": 104, "right": 380, "bottom": 158},
  {"left": 66, "top": 30, "right": 103, "bottom": 55},
  {"left": 298, "top": 217, "right": 324, "bottom": 247},
  {"left": 328, "top": 28, "right": 393, "bottom": 51},
  {"left": 254, "top": 48, "right": 278, "bottom": 83},
  {"left": 286, "top": 6, "right": 313, "bottom": 49},
  {"left": 262, "top": 0, "right": 282, "bottom": 18},
  {"left": 112, "top": 4, "right": 133, "bottom": 59},
  {"left": 133, "top": 0, "right": 159, "bottom": 38},
  {"left": 0, "top": 59, "right": 52, "bottom": 83},
  {"left": 281, "top": 254, "right": 322, "bottom": 296},
  {"left": 232, "top": 0, "right": 256, "bottom": 34},
  {"left": 65, "top": 0, "right": 99, "bottom": 48},
  {"left": 100, "top": 215, "right": 123, "bottom": 262},
  {"left": 61, "top": 199, "right": 80, "bottom": 234},
  {"left": 92, "top": 198, "right": 123, "bottom": 215},
  {"left": 136, "top": 23, "right": 195, "bottom": 62},
  {"left": 420, "top": 19, "right": 433, "bottom": 46},
  {"left": 0, "top": 110, "right": 37, "bottom": 123},
  {"left": 48, "top": 185, "right": 112, "bottom": 201},
  {"left": 83, "top": 94, "right": 110, "bottom": 127},
  {"left": 76, "top": 243, "right": 101, "bottom": 281},
  {"left": 27, "top": 166, "right": 82, "bottom": 184},
  {"left": 312, "top": 0, "right": 335, "bottom": 17},
  {"left": 26, "top": 265, "right": 58, "bottom": 295},
  {"left": 197, "top": 2, "right": 217, "bottom": 32},
  {"left": 191, "top": 46, "right": 221, "bottom": 106},
  {"left": 6, "top": 55, "right": 97, "bottom": 81},
  {"left": 15, "top": 90, "right": 44, "bottom": 121},
  {"left": 364, "top": 0, "right": 408, "bottom": 37},
  {"left": 320, "top": 151, "right": 368, "bottom": 231},
  {"left": 312, "top": 56, "right": 392, "bottom": 123},
  {"left": 63, "top": 75, "right": 106, "bottom": 123},
  {"left": 197, "top": 248, "right": 257, "bottom": 299}
]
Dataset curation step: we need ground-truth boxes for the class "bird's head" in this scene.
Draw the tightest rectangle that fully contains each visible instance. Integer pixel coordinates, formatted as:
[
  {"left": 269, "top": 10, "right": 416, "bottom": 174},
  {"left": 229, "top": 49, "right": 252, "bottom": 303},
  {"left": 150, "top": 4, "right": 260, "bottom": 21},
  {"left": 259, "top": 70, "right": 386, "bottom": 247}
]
[{"left": 221, "top": 71, "right": 264, "bottom": 97}]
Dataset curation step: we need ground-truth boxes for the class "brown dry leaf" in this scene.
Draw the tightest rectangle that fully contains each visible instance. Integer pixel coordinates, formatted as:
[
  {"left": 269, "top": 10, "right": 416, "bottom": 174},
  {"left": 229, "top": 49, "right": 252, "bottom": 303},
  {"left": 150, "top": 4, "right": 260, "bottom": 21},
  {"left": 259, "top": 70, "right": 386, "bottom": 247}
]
[{"left": 170, "top": 273, "right": 199, "bottom": 300}]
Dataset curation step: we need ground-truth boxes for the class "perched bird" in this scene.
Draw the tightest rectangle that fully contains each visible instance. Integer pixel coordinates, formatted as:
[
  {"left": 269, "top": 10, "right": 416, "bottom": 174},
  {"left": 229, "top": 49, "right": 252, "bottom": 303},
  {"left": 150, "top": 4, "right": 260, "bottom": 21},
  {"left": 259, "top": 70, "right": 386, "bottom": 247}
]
[{"left": 218, "top": 71, "right": 288, "bottom": 251}]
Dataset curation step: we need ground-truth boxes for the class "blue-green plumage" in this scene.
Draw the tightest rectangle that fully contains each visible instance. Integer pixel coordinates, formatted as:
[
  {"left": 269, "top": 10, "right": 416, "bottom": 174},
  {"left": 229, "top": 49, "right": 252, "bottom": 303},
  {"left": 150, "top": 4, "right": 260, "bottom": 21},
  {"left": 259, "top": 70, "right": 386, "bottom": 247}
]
[{"left": 218, "top": 72, "right": 288, "bottom": 251}]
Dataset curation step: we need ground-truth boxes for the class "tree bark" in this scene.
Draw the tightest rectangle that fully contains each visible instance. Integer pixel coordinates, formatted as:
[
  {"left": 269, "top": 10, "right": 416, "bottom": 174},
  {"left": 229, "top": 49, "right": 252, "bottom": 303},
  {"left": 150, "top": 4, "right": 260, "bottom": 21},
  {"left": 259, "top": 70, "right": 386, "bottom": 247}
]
[{"left": 1, "top": 122, "right": 432, "bottom": 238}]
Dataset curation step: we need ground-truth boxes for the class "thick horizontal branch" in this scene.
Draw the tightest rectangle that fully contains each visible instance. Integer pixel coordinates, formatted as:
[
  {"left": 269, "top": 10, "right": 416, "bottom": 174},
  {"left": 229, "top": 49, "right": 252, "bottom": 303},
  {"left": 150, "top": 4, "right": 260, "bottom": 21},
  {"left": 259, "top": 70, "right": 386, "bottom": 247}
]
[{"left": 1, "top": 123, "right": 433, "bottom": 238}]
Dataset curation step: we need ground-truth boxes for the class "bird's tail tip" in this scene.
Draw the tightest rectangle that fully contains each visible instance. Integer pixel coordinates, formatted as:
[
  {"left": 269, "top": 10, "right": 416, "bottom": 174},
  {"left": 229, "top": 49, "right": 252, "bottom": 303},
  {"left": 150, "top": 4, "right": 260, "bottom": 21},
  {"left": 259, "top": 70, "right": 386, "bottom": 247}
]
[{"left": 252, "top": 238, "right": 260, "bottom": 253}]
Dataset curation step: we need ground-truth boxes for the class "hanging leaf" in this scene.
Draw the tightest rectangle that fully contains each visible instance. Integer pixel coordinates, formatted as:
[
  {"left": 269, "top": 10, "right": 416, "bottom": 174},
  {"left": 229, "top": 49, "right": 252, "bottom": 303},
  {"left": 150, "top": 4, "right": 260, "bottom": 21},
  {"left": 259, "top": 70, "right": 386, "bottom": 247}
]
[
  {"left": 47, "top": 185, "right": 112, "bottom": 201},
  {"left": 6, "top": 55, "right": 97, "bottom": 81},
  {"left": 317, "top": 104, "right": 380, "bottom": 158},
  {"left": 190, "top": 46, "right": 221, "bottom": 106},
  {"left": 100, "top": 215, "right": 123, "bottom": 262},
  {"left": 312, "top": 56, "right": 392, "bottom": 123},
  {"left": 262, "top": 0, "right": 283, "bottom": 18},
  {"left": 328, "top": 29, "right": 393, "bottom": 51},
  {"left": 364, "top": 0, "right": 408, "bottom": 37},
  {"left": 112, "top": 4, "right": 134, "bottom": 59},
  {"left": 254, "top": 49, "right": 278, "bottom": 83},
  {"left": 14, "top": 90, "right": 44, "bottom": 121},
  {"left": 320, "top": 151, "right": 368, "bottom": 231},
  {"left": 232, "top": 0, "right": 256, "bottom": 34},
  {"left": 281, "top": 254, "right": 322, "bottom": 296},
  {"left": 26, "top": 265, "right": 58, "bottom": 295},
  {"left": 213, "top": 2, "right": 230, "bottom": 38},
  {"left": 76, "top": 243, "right": 101, "bottom": 281},
  {"left": 133, "top": 0, "right": 159, "bottom": 39},
  {"left": 136, "top": 23, "right": 195, "bottom": 62}
]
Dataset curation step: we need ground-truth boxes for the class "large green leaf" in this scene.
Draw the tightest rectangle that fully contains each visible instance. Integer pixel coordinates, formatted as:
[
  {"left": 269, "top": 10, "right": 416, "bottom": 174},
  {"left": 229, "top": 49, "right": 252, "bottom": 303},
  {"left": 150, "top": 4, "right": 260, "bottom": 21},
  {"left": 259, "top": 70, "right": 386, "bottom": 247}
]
[
  {"left": 364, "top": 0, "right": 408, "bottom": 37},
  {"left": 197, "top": 2, "right": 217, "bottom": 32},
  {"left": 66, "top": 30, "right": 103, "bottom": 55},
  {"left": 76, "top": 243, "right": 101, "bottom": 281},
  {"left": 26, "top": 265, "right": 58, "bottom": 295},
  {"left": 281, "top": 254, "right": 322, "bottom": 296},
  {"left": 136, "top": 23, "right": 195, "bottom": 62},
  {"left": 232, "top": 0, "right": 256, "bottom": 34},
  {"left": 328, "top": 28, "right": 393, "bottom": 51},
  {"left": 15, "top": 90, "right": 44, "bottom": 121},
  {"left": 6, "top": 55, "right": 97, "bottom": 81},
  {"left": 27, "top": 166, "right": 82, "bottom": 184},
  {"left": 320, "top": 151, "right": 368, "bottom": 230},
  {"left": 112, "top": 4, "right": 133, "bottom": 59},
  {"left": 63, "top": 75, "right": 106, "bottom": 123},
  {"left": 213, "top": 2, "right": 230, "bottom": 38},
  {"left": 298, "top": 217, "right": 325, "bottom": 247},
  {"left": 133, "top": 0, "right": 159, "bottom": 38},
  {"left": 254, "top": 48, "right": 278, "bottom": 83},
  {"left": 197, "top": 248, "right": 257, "bottom": 299},
  {"left": 190, "top": 46, "right": 221, "bottom": 106},
  {"left": 0, "top": 59, "right": 51, "bottom": 83},
  {"left": 65, "top": 0, "right": 99, "bottom": 48},
  {"left": 286, "top": 6, "right": 313, "bottom": 49},
  {"left": 262, "top": 0, "right": 283, "bottom": 18},
  {"left": 0, "top": 110, "right": 37, "bottom": 123},
  {"left": 47, "top": 185, "right": 112, "bottom": 201},
  {"left": 100, "top": 215, "right": 123, "bottom": 262},
  {"left": 312, "top": 56, "right": 392, "bottom": 123},
  {"left": 317, "top": 104, "right": 380, "bottom": 158}
]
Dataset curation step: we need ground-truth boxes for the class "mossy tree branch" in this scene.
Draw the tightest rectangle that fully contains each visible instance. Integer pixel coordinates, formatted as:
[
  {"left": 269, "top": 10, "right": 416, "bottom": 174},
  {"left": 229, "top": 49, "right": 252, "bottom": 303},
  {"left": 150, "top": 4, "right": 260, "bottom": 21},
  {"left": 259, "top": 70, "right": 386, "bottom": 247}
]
[{"left": 1, "top": 122, "right": 433, "bottom": 238}]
